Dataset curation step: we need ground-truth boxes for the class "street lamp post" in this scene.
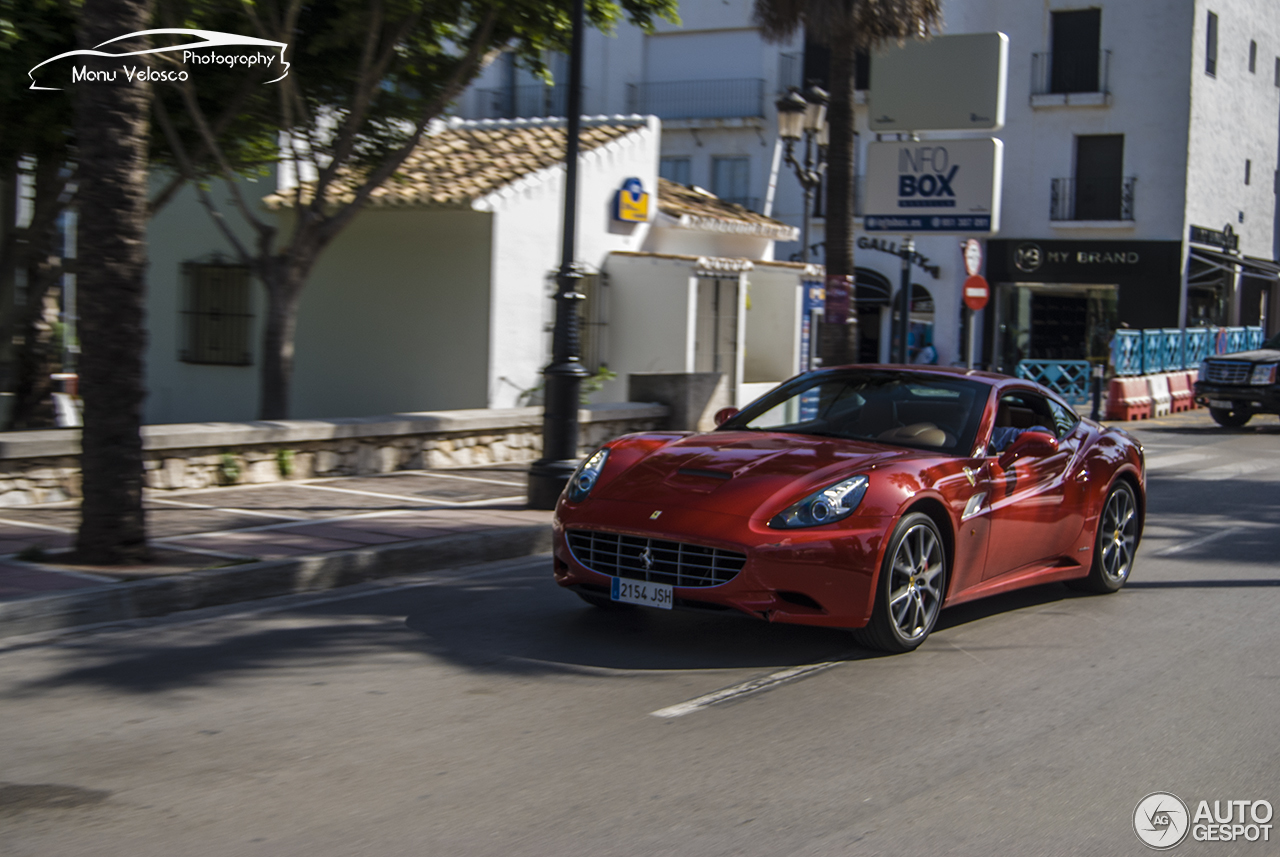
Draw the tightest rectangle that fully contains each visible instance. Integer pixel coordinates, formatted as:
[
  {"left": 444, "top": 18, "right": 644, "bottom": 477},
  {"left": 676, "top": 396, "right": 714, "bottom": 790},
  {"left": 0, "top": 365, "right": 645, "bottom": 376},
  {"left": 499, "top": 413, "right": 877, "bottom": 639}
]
[
  {"left": 775, "top": 86, "right": 829, "bottom": 265},
  {"left": 527, "top": 0, "right": 589, "bottom": 510}
]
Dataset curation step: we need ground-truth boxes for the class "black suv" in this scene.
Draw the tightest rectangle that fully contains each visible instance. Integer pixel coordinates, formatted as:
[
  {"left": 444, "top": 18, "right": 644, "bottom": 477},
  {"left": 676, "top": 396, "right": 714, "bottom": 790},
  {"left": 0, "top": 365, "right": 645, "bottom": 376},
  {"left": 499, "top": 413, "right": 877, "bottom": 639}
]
[{"left": 1194, "top": 332, "right": 1280, "bottom": 427}]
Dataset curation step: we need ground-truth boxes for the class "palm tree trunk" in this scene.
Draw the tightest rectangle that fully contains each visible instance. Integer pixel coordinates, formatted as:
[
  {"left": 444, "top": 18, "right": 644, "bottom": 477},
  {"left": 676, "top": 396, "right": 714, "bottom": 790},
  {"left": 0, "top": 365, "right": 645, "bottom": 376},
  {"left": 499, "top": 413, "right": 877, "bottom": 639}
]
[
  {"left": 74, "top": 0, "right": 152, "bottom": 563},
  {"left": 820, "top": 47, "right": 858, "bottom": 366}
]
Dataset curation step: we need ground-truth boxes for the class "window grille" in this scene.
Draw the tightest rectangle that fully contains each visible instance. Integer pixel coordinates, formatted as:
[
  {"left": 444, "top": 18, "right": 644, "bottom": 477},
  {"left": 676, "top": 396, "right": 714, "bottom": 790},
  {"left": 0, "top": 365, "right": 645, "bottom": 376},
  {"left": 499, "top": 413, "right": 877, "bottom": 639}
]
[
  {"left": 181, "top": 261, "right": 253, "bottom": 365},
  {"left": 1206, "top": 12, "right": 1218, "bottom": 76}
]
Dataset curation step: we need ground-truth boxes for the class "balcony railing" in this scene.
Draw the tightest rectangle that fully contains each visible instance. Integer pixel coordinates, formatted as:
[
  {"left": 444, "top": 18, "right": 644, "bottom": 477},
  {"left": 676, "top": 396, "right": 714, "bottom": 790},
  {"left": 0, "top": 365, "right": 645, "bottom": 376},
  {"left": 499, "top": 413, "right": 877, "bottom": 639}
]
[
  {"left": 475, "top": 84, "right": 584, "bottom": 119},
  {"left": 1031, "top": 49, "right": 1112, "bottom": 96},
  {"left": 1050, "top": 176, "right": 1136, "bottom": 221},
  {"left": 627, "top": 78, "right": 765, "bottom": 120}
]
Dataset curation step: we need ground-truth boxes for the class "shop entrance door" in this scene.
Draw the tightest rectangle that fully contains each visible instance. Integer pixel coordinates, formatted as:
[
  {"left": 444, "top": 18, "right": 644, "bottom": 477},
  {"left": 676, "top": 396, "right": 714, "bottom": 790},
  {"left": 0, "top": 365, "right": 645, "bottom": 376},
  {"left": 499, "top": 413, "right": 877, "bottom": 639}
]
[
  {"left": 694, "top": 277, "right": 739, "bottom": 392},
  {"left": 993, "top": 283, "right": 1117, "bottom": 374}
]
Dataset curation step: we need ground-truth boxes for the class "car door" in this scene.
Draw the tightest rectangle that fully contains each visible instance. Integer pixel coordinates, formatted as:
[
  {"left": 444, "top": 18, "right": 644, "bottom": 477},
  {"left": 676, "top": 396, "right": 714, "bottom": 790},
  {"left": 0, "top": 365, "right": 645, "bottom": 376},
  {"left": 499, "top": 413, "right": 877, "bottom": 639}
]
[{"left": 982, "top": 390, "right": 1084, "bottom": 579}]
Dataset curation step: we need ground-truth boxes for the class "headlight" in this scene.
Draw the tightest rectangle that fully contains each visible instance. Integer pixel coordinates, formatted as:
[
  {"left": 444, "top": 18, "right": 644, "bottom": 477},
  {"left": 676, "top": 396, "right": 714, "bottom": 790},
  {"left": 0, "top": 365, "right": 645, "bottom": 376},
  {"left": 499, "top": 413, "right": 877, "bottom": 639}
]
[
  {"left": 1250, "top": 364, "right": 1278, "bottom": 385},
  {"left": 1197, "top": 360, "right": 1209, "bottom": 380},
  {"left": 769, "top": 475, "right": 869, "bottom": 528},
  {"left": 565, "top": 448, "right": 609, "bottom": 503}
]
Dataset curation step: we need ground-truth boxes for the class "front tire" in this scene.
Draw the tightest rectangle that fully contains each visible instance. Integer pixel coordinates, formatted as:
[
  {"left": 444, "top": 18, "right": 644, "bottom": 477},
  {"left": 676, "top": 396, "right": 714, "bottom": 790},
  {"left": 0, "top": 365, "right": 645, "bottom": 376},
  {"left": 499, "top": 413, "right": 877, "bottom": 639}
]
[
  {"left": 1072, "top": 481, "right": 1139, "bottom": 594},
  {"left": 853, "top": 512, "right": 947, "bottom": 653},
  {"left": 1210, "top": 406, "right": 1252, "bottom": 427}
]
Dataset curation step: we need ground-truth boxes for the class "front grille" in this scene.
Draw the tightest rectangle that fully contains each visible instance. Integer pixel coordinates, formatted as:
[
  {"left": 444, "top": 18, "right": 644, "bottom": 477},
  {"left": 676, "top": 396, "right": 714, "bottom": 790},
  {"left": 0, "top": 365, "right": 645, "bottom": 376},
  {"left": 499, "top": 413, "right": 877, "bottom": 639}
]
[
  {"left": 1203, "top": 361, "right": 1251, "bottom": 385},
  {"left": 566, "top": 529, "right": 747, "bottom": 588}
]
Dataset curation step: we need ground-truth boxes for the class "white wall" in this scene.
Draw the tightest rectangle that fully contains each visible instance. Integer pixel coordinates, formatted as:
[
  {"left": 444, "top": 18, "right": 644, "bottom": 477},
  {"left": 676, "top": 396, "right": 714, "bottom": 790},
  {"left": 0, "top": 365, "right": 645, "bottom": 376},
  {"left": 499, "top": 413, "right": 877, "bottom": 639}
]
[
  {"left": 643, "top": 223, "right": 773, "bottom": 259},
  {"left": 742, "top": 263, "right": 803, "bottom": 383},
  {"left": 290, "top": 208, "right": 494, "bottom": 418},
  {"left": 599, "top": 253, "right": 699, "bottom": 403},
  {"left": 1186, "top": 0, "right": 1280, "bottom": 257},
  {"left": 483, "top": 118, "right": 660, "bottom": 408},
  {"left": 145, "top": 174, "right": 270, "bottom": 424}
]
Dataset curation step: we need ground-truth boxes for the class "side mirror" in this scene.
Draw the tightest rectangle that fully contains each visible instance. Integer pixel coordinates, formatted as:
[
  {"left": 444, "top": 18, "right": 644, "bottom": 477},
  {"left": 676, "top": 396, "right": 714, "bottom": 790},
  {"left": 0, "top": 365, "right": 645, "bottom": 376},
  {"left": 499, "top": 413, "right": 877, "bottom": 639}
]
[
  {"left": 998, "top": 430, "right": 1058, "bottom": 468},
  {"left": 714, "top": 407, "right": 740, "bottom": 427}
]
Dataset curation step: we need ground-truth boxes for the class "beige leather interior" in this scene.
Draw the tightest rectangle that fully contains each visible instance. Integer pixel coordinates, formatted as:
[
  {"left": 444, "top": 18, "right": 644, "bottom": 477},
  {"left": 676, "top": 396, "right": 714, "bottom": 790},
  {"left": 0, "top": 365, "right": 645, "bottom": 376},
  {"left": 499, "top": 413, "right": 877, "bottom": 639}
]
[{"left": 877, "top": 422, "right": 953, "bottom": 447}]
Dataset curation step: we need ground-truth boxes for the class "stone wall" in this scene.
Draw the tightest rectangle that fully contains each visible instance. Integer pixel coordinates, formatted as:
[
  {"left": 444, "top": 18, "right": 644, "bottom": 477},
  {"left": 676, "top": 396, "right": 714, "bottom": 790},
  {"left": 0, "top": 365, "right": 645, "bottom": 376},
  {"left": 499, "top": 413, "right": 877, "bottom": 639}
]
[{"left": 0, "top": 403, "right": 668, "bottom": 506}]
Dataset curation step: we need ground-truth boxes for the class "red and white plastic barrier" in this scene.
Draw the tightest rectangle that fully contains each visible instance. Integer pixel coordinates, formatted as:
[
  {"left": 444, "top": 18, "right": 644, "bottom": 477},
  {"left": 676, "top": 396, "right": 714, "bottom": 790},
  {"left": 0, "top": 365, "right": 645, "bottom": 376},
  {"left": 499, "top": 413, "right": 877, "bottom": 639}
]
[{"left": 1106, "top": 377, "right": 1153, "bottom": 421}]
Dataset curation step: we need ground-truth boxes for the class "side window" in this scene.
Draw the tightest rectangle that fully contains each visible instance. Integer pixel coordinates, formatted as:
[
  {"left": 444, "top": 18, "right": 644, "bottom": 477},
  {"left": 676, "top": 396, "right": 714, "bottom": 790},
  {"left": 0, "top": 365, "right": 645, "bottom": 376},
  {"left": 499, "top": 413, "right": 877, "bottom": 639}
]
[
  {"left": 990, "top": 391, "right": 1056, "bottom": 453},
  {"left": 1047, "top": 399, "right": 1080, "bottom": 438}
]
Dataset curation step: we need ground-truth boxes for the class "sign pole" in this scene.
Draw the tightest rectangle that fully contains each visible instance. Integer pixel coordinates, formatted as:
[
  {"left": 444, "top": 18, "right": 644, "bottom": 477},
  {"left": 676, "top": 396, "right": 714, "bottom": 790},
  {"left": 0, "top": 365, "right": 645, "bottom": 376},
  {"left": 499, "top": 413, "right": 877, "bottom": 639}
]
[
  {"left": 897, "top": 236, "right": 914, "bottom": 363},
  {"left": 967, "top": 309, "right": 976, "bottom": 369}
]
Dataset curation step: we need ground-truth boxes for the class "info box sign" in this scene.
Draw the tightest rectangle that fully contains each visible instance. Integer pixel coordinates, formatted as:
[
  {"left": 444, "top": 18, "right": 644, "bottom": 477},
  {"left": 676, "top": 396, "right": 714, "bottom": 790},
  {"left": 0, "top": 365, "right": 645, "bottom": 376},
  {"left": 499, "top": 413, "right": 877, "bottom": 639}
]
[
  {"left": 863, "top": 32, "right": 1007, "bottom": 236},
  {"left": 863, "top": 138, "right": 1004, "bottom": 234}
]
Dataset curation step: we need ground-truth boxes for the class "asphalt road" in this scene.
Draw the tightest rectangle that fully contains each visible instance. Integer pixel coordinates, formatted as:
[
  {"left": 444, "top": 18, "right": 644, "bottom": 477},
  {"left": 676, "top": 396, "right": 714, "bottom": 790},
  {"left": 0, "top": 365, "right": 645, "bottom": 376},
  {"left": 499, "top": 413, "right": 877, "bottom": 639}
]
[{"left": 1, "top": 410, "right": 1278, "bottom": 856}]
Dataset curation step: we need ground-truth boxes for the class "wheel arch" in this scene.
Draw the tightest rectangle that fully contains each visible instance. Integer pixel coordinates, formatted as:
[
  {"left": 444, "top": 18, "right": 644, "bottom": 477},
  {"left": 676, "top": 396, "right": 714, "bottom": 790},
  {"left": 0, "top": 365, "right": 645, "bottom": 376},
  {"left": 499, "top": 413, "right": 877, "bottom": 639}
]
[
  {"left": 900, "top": 496, "right": 956, "bottom": 595},
  {"left": 1110, "top": 468, "right": 1146, "bottom": 543}
]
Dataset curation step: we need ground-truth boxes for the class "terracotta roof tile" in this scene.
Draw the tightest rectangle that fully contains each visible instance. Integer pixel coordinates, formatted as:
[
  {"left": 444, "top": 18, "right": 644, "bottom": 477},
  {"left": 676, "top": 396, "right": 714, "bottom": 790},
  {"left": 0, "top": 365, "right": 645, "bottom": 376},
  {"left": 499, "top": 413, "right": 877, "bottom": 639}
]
[
  {"left": 265, "top": 117, "right": 643, "bottom": 210},
  {"left": 656, "top": 177, "right": 798, "bottom": 241}
]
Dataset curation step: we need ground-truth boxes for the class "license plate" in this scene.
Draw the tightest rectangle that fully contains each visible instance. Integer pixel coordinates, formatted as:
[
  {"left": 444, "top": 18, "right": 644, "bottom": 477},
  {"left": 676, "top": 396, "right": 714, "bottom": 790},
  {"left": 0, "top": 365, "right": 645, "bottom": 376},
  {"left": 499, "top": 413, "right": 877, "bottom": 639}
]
[
  {"left": 1208, "top": 399, "right": 1234, "bottom": 409},
  {"left": 611, "top": 577, "right": 673, "bottom": 609}
]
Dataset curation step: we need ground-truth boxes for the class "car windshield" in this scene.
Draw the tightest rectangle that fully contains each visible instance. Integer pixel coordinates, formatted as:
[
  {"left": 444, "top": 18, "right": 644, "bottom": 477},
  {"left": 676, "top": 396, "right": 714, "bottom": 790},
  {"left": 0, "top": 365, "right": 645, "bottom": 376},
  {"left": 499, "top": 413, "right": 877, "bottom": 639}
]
[
  {"left": 1264, "top": 332, "right": 1280, "bottom": 350},
  {"left": 720, "top": 370, "right": 989, "bottom": 454}
]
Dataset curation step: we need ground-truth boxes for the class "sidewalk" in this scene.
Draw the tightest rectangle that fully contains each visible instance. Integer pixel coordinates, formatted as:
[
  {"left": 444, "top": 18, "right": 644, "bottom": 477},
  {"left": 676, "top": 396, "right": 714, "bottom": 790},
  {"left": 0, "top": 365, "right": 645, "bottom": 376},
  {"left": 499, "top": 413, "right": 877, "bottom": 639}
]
[{"left": 0, "top": 466, "right": 552, "bottom": 638}]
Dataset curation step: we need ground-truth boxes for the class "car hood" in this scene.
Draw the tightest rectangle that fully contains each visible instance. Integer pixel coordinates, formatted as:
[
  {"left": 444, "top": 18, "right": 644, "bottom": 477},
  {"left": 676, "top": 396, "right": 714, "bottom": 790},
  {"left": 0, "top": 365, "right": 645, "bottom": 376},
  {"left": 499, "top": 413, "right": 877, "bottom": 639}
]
[
  {"left": 595, "top": 430, "right": 920, "bottom": 514},
  {"left": 1209, "top": 348, "right": 1280, "bottom": 363}
]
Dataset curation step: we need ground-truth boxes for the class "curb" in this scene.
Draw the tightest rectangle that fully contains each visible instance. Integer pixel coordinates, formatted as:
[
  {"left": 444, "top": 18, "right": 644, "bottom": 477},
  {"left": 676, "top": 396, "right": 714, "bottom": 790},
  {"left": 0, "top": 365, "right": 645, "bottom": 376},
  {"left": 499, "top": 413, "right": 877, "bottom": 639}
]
[{"left": 0, "top": 524, "right": 552, "bottom": 639}]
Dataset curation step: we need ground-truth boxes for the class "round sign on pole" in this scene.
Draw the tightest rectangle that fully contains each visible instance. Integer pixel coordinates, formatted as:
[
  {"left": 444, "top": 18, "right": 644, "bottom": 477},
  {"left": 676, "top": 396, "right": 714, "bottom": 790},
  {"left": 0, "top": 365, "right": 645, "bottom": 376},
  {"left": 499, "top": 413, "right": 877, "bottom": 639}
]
[
  {"left": 962, "top": 238, "right": 983, "bottom": 276},
  {"left": 963, "top": 275, "right": 989, "bottom": 311}
]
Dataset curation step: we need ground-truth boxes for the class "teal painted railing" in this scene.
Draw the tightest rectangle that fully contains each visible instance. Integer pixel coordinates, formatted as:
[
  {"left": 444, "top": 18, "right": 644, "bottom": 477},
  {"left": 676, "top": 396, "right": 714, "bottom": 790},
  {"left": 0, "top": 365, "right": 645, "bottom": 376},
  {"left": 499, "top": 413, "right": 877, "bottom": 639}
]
[
  {"left": 1109, "top": 326, "right": 1264, "bottom": 375},
  {"left": 1015, "top": 360, "right": 1093, "bottom": 403}
]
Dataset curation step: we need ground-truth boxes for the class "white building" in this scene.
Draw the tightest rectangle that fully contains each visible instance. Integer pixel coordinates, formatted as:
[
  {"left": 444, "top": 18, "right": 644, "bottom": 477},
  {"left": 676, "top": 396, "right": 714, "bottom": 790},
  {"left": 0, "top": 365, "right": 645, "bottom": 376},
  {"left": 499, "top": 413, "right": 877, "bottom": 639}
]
[
  {"left": 143, "top": 116, "right": 807, "bottom": 422},
  {"left": 456, "top": 0, "right": 1280, "bottom": 374}
]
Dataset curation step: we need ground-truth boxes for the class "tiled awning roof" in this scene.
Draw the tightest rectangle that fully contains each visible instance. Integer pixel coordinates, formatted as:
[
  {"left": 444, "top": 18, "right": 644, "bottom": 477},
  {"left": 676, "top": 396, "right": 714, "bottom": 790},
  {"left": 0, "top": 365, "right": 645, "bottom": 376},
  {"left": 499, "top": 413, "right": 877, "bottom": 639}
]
[
  {"left": 656, "top": 177, "right": 798, "bottom": 241},
  {"left": 264, "top": 116, "right": 647, "bottom": 210}
]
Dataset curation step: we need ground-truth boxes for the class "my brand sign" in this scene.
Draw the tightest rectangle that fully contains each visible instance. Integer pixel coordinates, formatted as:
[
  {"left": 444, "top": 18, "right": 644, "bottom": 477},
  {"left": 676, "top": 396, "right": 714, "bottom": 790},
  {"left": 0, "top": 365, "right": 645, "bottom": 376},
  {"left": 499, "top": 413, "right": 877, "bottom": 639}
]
[{"left": 864, "top": 138, "right": 1002, "bottom": 234}]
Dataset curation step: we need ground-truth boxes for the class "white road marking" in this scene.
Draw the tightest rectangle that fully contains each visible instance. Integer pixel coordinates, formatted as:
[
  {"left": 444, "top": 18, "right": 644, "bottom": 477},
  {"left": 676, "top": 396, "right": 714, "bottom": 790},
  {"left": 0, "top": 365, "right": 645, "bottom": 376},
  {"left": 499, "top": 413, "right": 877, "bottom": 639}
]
[
  {"left": 147, "top": 496, "right": 307, "bottom": 521},
  {"left": 1184, "top": 459, "right": 1280, "bottom": 481},
  {"left": 151, "top": 500, "right": 534, "bottom": 543},
  {"left": 1143, "top": 452, "right": 1213, "bottom": 470},
  {"left": 1153, "top": 526, "right": 1244, "bottom": 557},
  {"left": 0, "top": 517, "right": 73, "bottom": 534},
  {"left": 312, "top": 471, "right": 524, "bottom": 489},
  {"left": 287, "top": 482, "right": 483, "bottom": 505},
  {"left": 651, "top": 661, "right": 841, "bottom": 718}
]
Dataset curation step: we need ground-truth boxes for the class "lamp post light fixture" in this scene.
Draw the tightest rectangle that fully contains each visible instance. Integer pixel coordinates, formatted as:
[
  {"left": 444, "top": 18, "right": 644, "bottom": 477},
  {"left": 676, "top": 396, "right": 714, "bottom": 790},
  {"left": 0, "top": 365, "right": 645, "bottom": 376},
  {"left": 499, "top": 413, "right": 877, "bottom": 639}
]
[{"left": 776, "top": 85, "right": 828, "bottom": 265}]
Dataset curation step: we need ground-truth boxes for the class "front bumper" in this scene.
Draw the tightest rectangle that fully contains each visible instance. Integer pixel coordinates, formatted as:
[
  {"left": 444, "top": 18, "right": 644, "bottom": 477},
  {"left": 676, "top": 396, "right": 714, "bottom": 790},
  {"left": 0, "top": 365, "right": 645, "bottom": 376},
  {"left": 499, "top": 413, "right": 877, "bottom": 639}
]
[
  {"left": 552, "top": 498, "right": 891, "bottom": 628},
  {"left": 1193, "top": 382, "right": 1280, "bottom": 413}
]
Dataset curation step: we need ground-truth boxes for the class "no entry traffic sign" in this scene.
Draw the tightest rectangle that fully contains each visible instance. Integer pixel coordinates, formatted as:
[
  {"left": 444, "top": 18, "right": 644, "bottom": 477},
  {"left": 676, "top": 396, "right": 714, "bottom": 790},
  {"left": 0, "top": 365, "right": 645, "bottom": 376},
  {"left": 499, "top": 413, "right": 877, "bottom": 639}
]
[{"left": 963, "top": 275, "right": 989, "bottom": 311}]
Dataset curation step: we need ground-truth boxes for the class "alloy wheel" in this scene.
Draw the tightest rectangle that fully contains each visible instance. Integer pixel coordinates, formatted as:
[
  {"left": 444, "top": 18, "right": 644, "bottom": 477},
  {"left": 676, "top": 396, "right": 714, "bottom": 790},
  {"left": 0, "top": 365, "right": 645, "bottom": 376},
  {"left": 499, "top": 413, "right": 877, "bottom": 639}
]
[
  {"left": 1099, "top": 487, "right": 1137, "bottom": 584},
  {"left": 887, "top": 522, "right": 945, "bottom": 641}
]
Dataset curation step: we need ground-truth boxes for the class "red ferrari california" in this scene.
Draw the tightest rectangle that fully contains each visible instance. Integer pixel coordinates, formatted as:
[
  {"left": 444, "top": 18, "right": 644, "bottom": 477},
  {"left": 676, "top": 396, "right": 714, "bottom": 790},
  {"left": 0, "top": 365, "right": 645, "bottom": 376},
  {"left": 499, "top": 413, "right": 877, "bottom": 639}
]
[{"left": 552, "top": 366, "right": 1146, "bottom": 653}]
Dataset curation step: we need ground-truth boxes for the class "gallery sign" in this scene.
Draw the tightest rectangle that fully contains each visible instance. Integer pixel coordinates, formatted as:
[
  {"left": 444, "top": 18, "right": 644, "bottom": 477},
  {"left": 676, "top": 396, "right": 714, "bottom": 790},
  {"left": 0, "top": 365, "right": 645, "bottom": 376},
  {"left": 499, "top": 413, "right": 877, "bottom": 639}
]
[{"left": 863, "top": 138, "right": 1003, "bottom": 234}]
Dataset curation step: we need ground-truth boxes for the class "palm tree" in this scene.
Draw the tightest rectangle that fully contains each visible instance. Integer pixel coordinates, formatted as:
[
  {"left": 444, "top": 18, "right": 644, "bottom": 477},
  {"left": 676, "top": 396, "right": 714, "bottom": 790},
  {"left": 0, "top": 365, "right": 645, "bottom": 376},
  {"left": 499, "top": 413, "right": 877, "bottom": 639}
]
[
  {"left": 73, "top": 0, "right": 153, "bottom": 562},
  {"left": 754, "top": 0, "right": 941, "bottom": 365}
]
